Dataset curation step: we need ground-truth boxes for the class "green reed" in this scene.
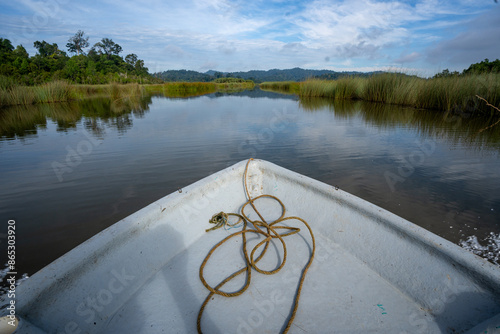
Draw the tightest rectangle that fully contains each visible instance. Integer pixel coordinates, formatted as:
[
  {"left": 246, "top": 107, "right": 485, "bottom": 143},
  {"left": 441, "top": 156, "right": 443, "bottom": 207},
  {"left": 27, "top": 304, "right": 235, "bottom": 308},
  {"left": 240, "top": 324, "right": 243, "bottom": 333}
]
[{"left": 263, "top": 73, "right": 500, "bottom": 113}]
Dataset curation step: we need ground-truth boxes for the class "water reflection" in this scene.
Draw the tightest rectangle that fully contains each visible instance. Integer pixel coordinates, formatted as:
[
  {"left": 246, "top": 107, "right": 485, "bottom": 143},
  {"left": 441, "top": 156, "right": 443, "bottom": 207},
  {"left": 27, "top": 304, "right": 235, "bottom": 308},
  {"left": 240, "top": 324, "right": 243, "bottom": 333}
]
[
  {"left": 210, "top": 87, "right": 299, "bottom": 100},
  {"left": 299, "top": 97, "right": 500, "bottom": 151},
  {"left": 0, "top": 95, "right": 153, "bottom": 140},
  {"left": 2, "top": 95, "right": 499, "bottom": 151}
]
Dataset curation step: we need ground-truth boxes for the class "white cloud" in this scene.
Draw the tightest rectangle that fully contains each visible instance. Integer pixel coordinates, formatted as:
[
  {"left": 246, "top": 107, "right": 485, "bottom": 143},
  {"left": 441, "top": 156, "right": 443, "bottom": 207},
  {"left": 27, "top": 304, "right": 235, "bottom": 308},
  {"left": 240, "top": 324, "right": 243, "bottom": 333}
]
[
  {"left": 295, "top": 0, "right": 415, "bottom": 48},
  {"left": 163, "top": 45, "right": 188, "bottom": 58},
  {"left": 395, "top": 52, "right": 422, "bottom": 64},
  {"left": 0, "top": 0, "right": 497, "bottom": 73},
  {"left": 425, "top": 6, "right": 500, "bottom": 68}
]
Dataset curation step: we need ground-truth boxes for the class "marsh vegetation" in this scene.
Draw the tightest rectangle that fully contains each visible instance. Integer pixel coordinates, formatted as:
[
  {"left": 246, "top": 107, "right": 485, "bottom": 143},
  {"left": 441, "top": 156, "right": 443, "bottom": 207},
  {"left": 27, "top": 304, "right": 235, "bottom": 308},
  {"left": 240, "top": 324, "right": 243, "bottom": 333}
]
[
  {"left": 261, "top": 72, "right": 500, "bottom": 114},
  {"left": 0, "top": 80, "right": 255, "bottom": 107}
]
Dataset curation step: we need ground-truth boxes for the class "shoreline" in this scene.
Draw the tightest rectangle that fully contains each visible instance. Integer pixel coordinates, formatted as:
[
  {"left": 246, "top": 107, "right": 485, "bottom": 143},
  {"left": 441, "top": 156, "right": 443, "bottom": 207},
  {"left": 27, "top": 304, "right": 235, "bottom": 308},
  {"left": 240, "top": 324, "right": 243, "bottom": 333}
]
[
  {"left": 0, "top": 81, "right": 256, "bottom": 108},
  {"left": 260, "top": 73, "right": 500, "bottom": 114}
]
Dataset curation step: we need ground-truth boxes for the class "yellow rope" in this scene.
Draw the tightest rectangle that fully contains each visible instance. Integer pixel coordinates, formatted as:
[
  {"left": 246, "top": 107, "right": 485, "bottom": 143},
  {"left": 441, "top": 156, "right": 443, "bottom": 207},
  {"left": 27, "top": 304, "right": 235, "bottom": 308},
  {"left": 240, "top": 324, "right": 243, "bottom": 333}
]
[{"left": 197, "top": 158, "right": 316, "bottom": 333}]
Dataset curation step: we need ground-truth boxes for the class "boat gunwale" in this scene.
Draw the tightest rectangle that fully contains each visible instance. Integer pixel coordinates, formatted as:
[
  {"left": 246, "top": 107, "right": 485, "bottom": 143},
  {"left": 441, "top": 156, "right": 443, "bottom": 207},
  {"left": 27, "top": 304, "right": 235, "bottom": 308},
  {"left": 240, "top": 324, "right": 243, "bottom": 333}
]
[
  {"left": 255, "top": 160, "right": 500, "bottom": 295},
  {"left": 11, "top": 159, "right": 500, "bottom": 332}
]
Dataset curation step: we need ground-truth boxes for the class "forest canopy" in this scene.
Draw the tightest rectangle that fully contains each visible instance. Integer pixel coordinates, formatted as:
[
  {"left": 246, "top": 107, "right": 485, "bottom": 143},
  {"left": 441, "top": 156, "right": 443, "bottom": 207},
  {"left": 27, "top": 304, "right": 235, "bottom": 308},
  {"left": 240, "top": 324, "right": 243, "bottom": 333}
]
[
  {"left": 0, "top": 31, "right": 158, "bottom": 85},
  {"left": 433, "top": 59, "right": 500, "bottom": 78}
]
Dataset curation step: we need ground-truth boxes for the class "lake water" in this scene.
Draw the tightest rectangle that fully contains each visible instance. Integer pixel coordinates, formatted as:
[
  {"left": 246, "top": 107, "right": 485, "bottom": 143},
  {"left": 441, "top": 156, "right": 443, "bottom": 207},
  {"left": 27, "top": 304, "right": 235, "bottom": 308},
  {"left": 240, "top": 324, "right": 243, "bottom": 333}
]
[{"left": 1, "top": 88, "right": 499, "bottom": 285}]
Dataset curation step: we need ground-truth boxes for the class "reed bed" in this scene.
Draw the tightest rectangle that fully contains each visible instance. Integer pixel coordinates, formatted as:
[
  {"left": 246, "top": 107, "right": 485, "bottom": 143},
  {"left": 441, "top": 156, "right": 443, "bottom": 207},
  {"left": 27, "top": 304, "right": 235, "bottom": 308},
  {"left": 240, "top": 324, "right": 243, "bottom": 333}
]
[
  {"left": 108, "top": 82, "right": 143, "bottom": 101},
  {"left": 1, "top": 81, "right": 72, "bottom": 106},
  {"left": 259, "top": 81, "right": 301, "bottom": 94},
  {"left": 299, "top": 80, "right": 336, "bottom": 98},
  {"left": 263, "top": 73, "right": 500, "bottom": 113},
  {"left": 144, "top": 82, "right": 217, "bottom": 98},
  {"left": 0, "top": 80, "right": 256, "bottom": 107},
  {"left": 0, "top": 82, "right": 145, "bottom": 107},
  {"left": 144, "top": 81, "right": 255, "bottom": 97},
  {"left": 215, "top": 81, "right": 255, "bottom": 92}
]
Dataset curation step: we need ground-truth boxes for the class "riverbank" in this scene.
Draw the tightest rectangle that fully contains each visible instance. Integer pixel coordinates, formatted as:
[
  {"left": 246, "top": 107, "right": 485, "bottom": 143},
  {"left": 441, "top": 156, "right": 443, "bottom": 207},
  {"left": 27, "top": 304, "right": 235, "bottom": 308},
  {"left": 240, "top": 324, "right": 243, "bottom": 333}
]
[
  {"left": 260, "top": 73, "right": 500, "bottom": 113},
  {"left": 0, "top": 81, "right": 256, "bottom": 107},
  {"left": 144, "top": 80, "right": 255, "bottom": 98}
]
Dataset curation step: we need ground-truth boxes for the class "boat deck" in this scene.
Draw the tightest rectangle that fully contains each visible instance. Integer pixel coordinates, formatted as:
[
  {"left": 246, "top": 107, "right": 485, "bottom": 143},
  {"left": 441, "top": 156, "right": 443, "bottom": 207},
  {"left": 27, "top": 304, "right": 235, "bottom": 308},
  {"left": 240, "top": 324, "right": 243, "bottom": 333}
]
[
  {"left": 105, "top": 227, "right": 441, "bottom": 333},
  {"left": 12, "top": 159, "right": 500, "bottom": 333}
]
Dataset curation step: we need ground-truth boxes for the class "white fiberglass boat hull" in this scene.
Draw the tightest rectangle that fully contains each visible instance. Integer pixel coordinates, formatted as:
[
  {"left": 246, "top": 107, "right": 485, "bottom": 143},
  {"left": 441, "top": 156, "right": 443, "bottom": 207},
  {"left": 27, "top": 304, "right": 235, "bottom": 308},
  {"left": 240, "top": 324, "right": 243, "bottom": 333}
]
[{"left": 10, "top": 159, "right": 500, "bottom": 333}]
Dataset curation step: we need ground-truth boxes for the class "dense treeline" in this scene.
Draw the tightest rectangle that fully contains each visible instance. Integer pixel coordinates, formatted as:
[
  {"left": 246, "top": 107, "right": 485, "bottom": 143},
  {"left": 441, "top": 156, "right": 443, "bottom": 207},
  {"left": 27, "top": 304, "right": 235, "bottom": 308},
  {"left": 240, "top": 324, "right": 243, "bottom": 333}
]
[
  {"left": 433, "top": 59, "right": 500, "bottom": 78},
  {"left": 224, "top": 68, "right": 373, "bottom": 82},
  {"left": 154, "top": 70, "right": 214, "bottom": 82},
  {"left": 155, "top": 60, "right": 500, "bottom": 83},
  {"left": 0, "top": 31, "right": 160, "bottom": 86},
  {"left": 155, "top": 67, "right": 376, "bottom": 83},
  {"left": 213, "top": 77, "right": 253, "bottom": 83}
]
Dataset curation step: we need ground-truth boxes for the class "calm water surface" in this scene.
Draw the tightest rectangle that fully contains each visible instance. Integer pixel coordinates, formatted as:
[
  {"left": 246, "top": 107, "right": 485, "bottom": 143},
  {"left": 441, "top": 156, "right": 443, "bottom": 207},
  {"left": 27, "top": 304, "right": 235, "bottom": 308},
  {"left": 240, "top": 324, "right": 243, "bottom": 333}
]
[{"left": 1, "top": 88, "right": 499, "bottom": 282}]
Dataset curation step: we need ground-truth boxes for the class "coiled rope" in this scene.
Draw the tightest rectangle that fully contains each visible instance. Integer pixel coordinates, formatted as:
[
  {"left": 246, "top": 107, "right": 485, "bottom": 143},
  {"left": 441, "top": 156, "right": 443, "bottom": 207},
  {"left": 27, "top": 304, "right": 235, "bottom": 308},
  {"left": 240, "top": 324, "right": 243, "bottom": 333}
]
[{"left": 197, "top": 158, "right": 316, "bottom": 333}]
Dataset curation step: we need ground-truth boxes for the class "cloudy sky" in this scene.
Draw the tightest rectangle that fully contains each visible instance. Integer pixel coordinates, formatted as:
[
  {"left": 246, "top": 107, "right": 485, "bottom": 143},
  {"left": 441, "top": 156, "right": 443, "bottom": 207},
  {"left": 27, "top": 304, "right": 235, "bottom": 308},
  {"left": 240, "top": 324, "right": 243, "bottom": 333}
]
[{"left": 1, "top": 0, "right": 499, "bottom": 76}]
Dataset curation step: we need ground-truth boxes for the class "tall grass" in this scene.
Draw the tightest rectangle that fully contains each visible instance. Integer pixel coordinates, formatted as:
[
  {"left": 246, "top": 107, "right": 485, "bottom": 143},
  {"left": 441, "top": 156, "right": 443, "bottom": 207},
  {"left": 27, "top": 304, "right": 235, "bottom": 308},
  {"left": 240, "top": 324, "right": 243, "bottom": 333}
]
[
  {"left": 259, "top": 81, "right": 301, "bottom": 94},
  {"left": 331, "top": 77, "right": 362, "bottom": 100},
  {"left": 107, "top": 82, "right": 143, "bottom": 101},
  {"left": 0, "top": 82, "right": 145, "bottom": 107},
  {"left": 35, "top": 81, "right": 72, "bottom": 103},
  {"left": 262, "top": 78, "right": 361, "bottom": 99},
  {"left": 1, "top": 81, "right": 72, "bottom": 106},
  {"left": 1, "top": 80, "right": 255, "bottom": 107},
  {"left": 264, "top": 73, "right": 500, "bottom": 113},
  {"left": 0, "top": 75, "right": 16, "bottom": 90},
  {"left": 144, "top": 81, "right": 254, "bottom": 97},
  {"left": 215, "top": 80, "right": 255, "bottom": 92},
  {"left": 414, "top": 74, "right": 500, "bottom": 112},
  {"left": 144, "top": 82, "right": 217, "bottom": 98},
  {"left": 299, "top": 80, "right": 336, "bottom": 98}
]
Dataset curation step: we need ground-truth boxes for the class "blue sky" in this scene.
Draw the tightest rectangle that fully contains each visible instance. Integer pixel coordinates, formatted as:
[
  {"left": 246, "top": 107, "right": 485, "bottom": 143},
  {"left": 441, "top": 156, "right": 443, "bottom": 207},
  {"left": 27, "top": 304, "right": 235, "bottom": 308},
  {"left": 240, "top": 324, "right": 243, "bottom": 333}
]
[{"left": 1, "top": 0, "right": 499, "bottom": 76}]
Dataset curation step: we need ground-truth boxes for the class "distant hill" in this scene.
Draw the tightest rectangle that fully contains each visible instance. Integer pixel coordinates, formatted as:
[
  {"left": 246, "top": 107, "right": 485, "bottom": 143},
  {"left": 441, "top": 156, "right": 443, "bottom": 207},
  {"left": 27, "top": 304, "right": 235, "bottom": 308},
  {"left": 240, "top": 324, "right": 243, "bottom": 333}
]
[
  {"left": 153, "top": 69, "right": 213, "bottom": 82},
  {"left": 223, "top": 68, "right": 378, "bottom": 82},
  {"left": 154, "top": 67, "right": 379, "bottom": 83}
]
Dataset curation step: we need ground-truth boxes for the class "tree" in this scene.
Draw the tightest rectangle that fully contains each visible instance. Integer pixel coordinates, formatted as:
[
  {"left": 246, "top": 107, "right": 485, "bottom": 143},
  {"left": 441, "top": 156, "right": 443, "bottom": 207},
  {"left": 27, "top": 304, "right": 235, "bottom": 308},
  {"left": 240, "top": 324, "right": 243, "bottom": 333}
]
[
  {"left": 87, "top": 46, "right": 99, "bottom": 61},
  {"left": 33, "top": 40, "right": 65, "bottom": 57},
  {"left": 432, "top": 68, "right": 459, "bottom": 79},
  {"left": 13, "top": 45, "right": 29, "bottom": 59},
  {"left": 463, "top": 58, "right": 500, "bottom": 75},
  {"left": 93, "top": 38, "right": 122, "bottom": 58},
  {"left": 134, "top": 59, "right": 148, "bottom": 75},
  {"left": 64, "top": 58, "right": 80, "bottom": 81},
  {"left": 66, "top": 30, "right": 89, "bottom": 55},
  {"left": 0, "top": 38, "right": 14, "bottom": 53},
  {"left": 0, "top": 35, "right": 155, "bottom": 85},
  {"left": 0, "top": 38, "right": 15, "bottom": 64},
  {"left": 125, "top": 53, "right": 138, "bottom": 66}
]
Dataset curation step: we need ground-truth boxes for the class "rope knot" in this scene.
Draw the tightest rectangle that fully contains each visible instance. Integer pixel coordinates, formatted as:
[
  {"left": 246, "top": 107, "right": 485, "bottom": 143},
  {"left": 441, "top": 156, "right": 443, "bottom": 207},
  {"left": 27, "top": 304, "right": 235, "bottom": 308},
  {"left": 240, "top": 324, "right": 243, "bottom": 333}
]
[{"left": 206, "top": 211, "right": 228, "bottom": 232}]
